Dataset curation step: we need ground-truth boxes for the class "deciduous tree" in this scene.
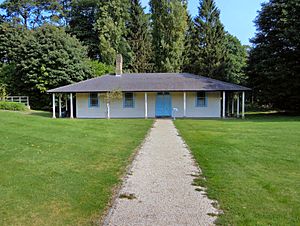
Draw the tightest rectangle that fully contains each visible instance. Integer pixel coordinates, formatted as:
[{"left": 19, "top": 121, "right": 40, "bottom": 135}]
[
  {"left": 248, "top": 0, "right": 300, "bottom": 111},
  {"left": 0, "top": 23, "right": 92, "bottom": 108},
  {"left": 225, "top": 33, "right": 247, "bottom": 84}
]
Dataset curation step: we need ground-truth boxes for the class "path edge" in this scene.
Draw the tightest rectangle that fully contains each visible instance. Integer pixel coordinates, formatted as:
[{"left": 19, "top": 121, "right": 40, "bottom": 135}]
[
  {"left": 98, "top": 119, "right": 156, "bottom": 226},
  {"left": 172, "top": 120, "right": 222, "bottom": 223}
]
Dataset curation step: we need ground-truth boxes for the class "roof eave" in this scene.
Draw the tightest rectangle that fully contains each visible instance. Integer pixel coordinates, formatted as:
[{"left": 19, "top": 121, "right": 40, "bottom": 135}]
[{"left": 47, "top": 88, "right": 251, "bottom": 93}]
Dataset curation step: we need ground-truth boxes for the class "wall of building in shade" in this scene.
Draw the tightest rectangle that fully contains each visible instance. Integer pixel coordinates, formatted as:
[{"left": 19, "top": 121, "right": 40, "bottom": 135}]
[{"left": 75, "top": 91, "right": 221, "bottom": 119}]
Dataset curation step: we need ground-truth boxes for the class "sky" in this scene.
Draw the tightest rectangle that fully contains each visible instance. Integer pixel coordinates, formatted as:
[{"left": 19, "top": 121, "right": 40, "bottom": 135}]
[
  {"left": 0, "top": 0, "right": 266, "bottom": 45},
  {"left": 141, "top": 0, "right": 266, "bottom": 45}
]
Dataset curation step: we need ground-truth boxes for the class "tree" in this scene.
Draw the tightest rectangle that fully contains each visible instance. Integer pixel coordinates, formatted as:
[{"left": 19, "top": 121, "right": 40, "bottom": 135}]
[
  {"left": 0, "top": 23, "right": 92, "bottom": 108},
  {"left": 0, "top": 15, "right": 5, "bottom": 24},
  {"left": 104, "top": 90, "right": 122, "bottom": 119},
  {"left": 67, "top": 0, "right": 99, "bottom": 59},
  {"left": 191, "top": 0, "right": 227, "bottom": 80},
  {"left": 182, "top": 14, "right": 196, "bottom": 73},
  {"left": 0, "top": 0, "right": 66, "bottom": 28},
  {"left": 225, "top": 33, "right": 248, "bottom": 84},
  {"left": 127, "top": 0, "right": 152, "bottom": 73},
  {"left": 248, "top": 0, "right": 300, "bottom": 111},
  {"left": 150, "top": 0, "right": 188, "bottom": 72},
  {"left": 95, "top": 0, "right": 132, "bottom": 67},
  {"left": 0, "top": 82, "right": 7, "bottom": 99},
  {"left": 86, "top": 60, "right": 114, "bottom": 77}
]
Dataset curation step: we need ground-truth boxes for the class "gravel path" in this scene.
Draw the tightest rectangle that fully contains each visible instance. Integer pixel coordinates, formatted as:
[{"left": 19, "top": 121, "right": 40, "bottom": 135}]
[{"left": 103, "top": 119, "right": 218, "bottom": 226}]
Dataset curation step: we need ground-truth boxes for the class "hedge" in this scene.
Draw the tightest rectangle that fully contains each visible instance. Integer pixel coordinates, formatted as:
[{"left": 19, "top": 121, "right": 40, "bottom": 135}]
[{"left": 0, "top": 101, "right": 27, "bottom": 111}]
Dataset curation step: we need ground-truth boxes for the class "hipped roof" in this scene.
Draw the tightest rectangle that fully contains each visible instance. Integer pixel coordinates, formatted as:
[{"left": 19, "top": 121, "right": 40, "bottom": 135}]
[{"left": 47, "top": 73, "right": 250, "bottom": 93}]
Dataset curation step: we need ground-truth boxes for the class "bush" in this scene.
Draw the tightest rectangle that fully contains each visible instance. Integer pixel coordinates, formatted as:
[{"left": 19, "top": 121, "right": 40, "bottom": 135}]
[{"left": 0, "top": 101, "right": 27, "bottom": 111}]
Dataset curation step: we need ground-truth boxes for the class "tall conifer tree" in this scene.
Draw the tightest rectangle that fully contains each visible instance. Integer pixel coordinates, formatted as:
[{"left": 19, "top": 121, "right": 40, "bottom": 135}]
[
  {"left": 192, "top": 0, "right": 227, "bottom": 80},
  {"left": 127, "top": 0, "right": 152, "bottom": 73},
  {"left": 182, "top": 14, "right": 196, "bottom": 73},
  {"left": 150, "top": 0, "right": 188, "bottom": 72},
  {"left": 68, "top": 0, "right": 99, "bottom": 59},
  {"left": 95, "top": 0, "right": 132, "bottom": 67}
]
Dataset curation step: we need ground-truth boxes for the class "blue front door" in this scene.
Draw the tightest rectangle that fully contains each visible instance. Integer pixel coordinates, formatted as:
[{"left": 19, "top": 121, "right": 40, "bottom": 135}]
[{"left": 156, "top": 92, "right": 172, "bottom": 117}]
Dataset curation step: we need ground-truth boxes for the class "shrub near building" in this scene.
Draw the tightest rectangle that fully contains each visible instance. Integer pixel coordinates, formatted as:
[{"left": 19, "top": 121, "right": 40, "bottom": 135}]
[{"left": 0, "top": 102, "right": 27, "bottom": 111}]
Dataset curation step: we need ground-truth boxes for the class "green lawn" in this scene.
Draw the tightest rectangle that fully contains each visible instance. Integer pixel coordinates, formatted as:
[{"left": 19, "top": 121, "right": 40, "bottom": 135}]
[
  {"left": 175, "top": 115, "right": 300, "bottom": 225},
  {"left": 0, "top": 111, "right": 152, "bottom": 226}
]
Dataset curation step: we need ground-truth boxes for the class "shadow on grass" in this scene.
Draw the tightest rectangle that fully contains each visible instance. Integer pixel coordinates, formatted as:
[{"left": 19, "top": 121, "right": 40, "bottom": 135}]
[
  {"left": 244, "top": 112, "right": 300, "bottom": 122},
  {"left": 27, "top": 110, "right": 52, "bottom": 118},
  {"left": 175, "top": 112, "right": 300, "bottom": 123}
]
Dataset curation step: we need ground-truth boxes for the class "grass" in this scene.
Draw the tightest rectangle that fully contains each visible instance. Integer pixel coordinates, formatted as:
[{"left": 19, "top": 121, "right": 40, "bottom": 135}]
[
  {"left": 0, "top": 111, "right": 152, "bottom": 226},
  {"left": 174, "top": 114, "right": 300, "bottom": 225}
]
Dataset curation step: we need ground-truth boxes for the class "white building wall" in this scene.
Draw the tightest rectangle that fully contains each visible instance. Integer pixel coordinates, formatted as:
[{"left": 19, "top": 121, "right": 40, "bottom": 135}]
[
  {"left": 76, "top": 91, "right": 221, "bottom": 118},
  {"left": 186, "top": 92, "right": 221, "bottom": 118},
  {"left": 110, "top": 92, "right": 145, "bottom": 118},
  {"left": 76, "top": 93, "right": 106, "bottom": 118}
]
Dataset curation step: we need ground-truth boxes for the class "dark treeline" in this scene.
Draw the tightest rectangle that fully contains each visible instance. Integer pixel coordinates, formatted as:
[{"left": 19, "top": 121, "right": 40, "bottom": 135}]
[
  {"left": 0, "top": 0, "right": 299, "bottom": 112},
  {"left": 248, "top": 0, "right": 300, "bottom": 112}
]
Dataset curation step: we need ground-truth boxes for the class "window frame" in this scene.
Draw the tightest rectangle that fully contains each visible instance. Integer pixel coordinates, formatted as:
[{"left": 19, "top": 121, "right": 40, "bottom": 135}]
[
  {"left": 88, "top": 93, "right": 99, "bottom": 108},
  {"left": 123, "top": 92, "right": 135, "bottom": 108},
  {"left": 195, "top": 91, "right": 208, "bottom": 107}
]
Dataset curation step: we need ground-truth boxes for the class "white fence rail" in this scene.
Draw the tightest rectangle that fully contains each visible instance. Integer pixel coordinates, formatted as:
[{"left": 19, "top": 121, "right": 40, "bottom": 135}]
[{"left": 0, "top": 96, "right": 30, "bottom": 107}]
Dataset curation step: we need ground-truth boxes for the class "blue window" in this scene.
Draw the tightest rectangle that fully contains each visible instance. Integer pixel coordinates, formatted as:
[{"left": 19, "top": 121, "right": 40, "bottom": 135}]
[
  {"left": 88, "top": 93, "right": 99, "bottom": 108},
  {"left": 123, "top": 92, "right": 135, "bottom": 108},
  {"left": 196, "top": 91, "right": 207, "bottom": 107}
]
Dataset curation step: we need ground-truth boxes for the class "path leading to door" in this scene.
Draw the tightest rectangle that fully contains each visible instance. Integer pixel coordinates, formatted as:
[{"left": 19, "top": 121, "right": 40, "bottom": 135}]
[{"left": 103, "top": 119, "right": 218, "bottom": 226}]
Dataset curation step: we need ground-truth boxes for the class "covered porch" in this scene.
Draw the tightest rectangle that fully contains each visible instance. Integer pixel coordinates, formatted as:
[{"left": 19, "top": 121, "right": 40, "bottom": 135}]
[{"left": 50, "top": 91, "right": 246, "bottom": 119}]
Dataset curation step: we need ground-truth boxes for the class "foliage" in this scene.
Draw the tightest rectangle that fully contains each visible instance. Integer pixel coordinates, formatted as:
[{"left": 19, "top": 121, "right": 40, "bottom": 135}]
[
  {"left": 86, "top": 60, "right": 114, "bottom": 77},
  {"left": 95, "top": 0, "right": 132, "bottom": 67},
  {"left": 182, "top": 14, "right": 196, "bottom": 73},
  {"left": 191, "top": 0, "right": 228, "bottom": 80},
  {"left": 0, "top": 83, "right": 7, "bottom": 98},
  {"left": 0, "top": 111, "right": 153, "bottom": 225},
  {"left": 175, "top": 116, "right": 300, "bottom": 225},
  {"left": 127, "top": 0, "right": 153, "bottom": 73},
  {"left": 0, "top": 23, "right": 92, "bottom": 108},
  {"left": 247, "top": 0, "right": 300, "bottom": 112},
  {"left": 0, "top": 0, "right": 67, "bottom": 28},
  {"left": 0, "top": 63, "right": 16, "bottom": 94},
  {"left": 67, "top": 0, "right": 99, "bottom": 59},
  {"left": 150, "top": 0, "right": 188, "bottom": 72},
  {"left": 104, "top": 90, "right": 123, "bottom": 104},
  {"left": 0, "top": 101, "right": 27, "bottom": 111},
  {"left": 225, "top": 33, "right": 248, "bottom": 84}
]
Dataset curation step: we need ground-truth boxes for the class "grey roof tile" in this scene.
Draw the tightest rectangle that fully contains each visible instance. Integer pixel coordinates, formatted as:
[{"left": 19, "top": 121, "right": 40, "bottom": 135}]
[{"left": 47, "top": 73, "right": 250, "bottom": 93}]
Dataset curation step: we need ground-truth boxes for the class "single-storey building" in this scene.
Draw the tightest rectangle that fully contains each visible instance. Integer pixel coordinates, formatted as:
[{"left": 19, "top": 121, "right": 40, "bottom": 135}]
[{"left": 47, "top": 55, "right": 250, "bottom": 119}]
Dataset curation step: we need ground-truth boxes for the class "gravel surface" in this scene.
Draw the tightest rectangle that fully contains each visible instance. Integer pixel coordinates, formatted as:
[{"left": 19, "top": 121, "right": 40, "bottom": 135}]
[{"left": 103, "top": 119, "right": 218, "bottom": 226}]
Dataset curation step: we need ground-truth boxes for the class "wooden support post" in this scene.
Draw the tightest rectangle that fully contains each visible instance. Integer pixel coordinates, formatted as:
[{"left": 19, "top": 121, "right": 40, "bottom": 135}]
[
  {"left": 27, "top": 96, "right": 29, "bottom": 107},
  {"left": 52, "top": 93, "right": 56, "bottom": 118},
  {"left": 58, "top": 95, "right": 62, "bottom": 118},
  {"left": 107, "top": 102, "right": 110, "bottom": 119},
  {"left": 237, "top": 93, "right": 240, "bottom": 118},
  {"left": 232, "top": 94, "right": 235, "bottom": 115},
  {"left": 70, "top": 93, "right": 73, "bottom": 119},
  {"left": 144, "top": 92, "right": 148, "bottom": 119},
  {"left": 65, "top": 96, "right": 68, "bottom": 111},
  {"left": 222, "top": 91, "right": 226, "bottom": 118},
  {"left": 183, "top": 92, "right": 186, "bottom": 117},
  {"left": 242, "top": 91, "right": 245, "bottom": 119}
]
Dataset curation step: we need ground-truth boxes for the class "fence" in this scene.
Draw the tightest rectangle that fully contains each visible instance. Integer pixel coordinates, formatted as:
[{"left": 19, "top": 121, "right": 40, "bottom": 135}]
[{"left": 0, "top": 96, "right": 30, "bottom": 107}]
